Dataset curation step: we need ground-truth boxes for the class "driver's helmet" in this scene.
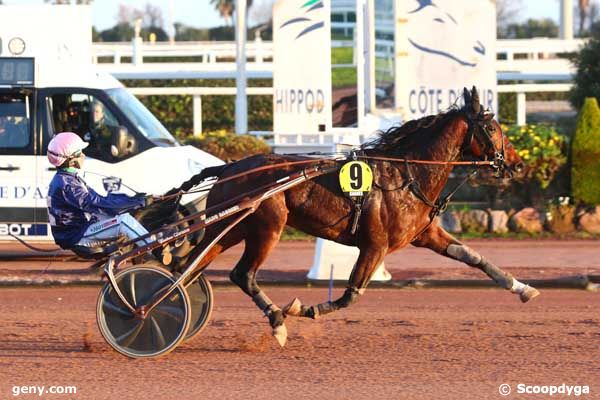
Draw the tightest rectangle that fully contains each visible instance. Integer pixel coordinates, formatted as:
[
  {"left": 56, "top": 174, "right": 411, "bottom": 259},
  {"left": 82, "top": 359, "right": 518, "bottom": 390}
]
[{"left": 47, "top": 132, "right": 89, "bottom": 167}]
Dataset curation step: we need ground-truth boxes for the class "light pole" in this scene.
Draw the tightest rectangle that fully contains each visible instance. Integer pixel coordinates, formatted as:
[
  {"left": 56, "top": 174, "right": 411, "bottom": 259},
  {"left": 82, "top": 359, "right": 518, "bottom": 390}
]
[
  {"left": 560, "top": 0, "right": 574, "bottom": 39},
  {"left": 235, "top": 0, "right": 248, "bottom": 134}
]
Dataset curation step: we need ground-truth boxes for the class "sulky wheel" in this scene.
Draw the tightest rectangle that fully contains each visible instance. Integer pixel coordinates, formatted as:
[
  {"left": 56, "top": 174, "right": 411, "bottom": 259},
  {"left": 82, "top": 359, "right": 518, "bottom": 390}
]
[
  {"left": 96, "top": 264, "right": 191, "bottom": 358},
  {"left": 183, "top": 273, "right": 214, "bottom": 341}
]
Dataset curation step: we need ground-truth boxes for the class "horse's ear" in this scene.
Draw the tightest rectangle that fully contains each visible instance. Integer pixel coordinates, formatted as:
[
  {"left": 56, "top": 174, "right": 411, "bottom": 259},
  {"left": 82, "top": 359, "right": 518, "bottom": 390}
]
[
  {"left": 471, "top": 86, "right": 480, "bottom": 113},
  {"left": 463, "top": 87, "right": 471, "bottom": 107}
]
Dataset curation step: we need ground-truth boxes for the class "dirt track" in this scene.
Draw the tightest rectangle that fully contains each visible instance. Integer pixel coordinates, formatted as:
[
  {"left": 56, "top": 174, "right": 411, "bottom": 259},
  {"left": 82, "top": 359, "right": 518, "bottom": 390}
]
[
  {"left": 0, "top": 286, "right": 598, "bottom": 399},
  {"left": 2, "top": 239, "right": 600, "bottom": 284}
]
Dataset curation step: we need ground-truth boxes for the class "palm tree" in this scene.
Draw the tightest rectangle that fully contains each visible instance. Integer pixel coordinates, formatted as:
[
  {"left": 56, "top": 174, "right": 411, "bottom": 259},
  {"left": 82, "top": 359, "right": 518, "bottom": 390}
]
[
  {"left": 210, "top": 0, "right": 253, "bottom": 26},
  {"left": 579, "top": 0, "right": 590, "bottom": 35}
]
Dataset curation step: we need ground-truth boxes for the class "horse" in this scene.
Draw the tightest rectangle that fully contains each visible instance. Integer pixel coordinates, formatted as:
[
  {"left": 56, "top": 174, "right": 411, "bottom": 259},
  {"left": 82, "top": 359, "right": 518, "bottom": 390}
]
[{"left": 167, "top": 87, "right": 538, "bottom": 346}]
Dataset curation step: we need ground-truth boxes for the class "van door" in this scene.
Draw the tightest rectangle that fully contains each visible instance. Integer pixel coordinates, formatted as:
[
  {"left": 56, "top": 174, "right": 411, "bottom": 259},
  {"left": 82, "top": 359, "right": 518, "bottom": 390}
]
[{"left": 0, "top": 90, "right": 47, "bottom": 240}]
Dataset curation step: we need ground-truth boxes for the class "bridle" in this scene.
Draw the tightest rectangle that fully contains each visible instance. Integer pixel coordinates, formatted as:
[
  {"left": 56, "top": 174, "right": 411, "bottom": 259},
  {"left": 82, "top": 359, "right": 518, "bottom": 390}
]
[{"left": 463, "top": 109, "right": 509, "bottom": 178}]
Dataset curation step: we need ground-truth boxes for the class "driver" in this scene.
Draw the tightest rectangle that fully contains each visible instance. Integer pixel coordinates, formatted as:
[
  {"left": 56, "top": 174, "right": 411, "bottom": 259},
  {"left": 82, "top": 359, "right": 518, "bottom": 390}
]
[
  {"left": 46, "top": 131, "right": 157, "bottom": 250},
  {"left": 86, "top": 101, "right": 118, "bottom": 157}
]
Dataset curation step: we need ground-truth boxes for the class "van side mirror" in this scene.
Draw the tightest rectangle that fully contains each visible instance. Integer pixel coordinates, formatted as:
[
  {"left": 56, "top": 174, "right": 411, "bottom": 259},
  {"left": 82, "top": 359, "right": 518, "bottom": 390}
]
[{"left": 111, "top": 126, "right": 136, "bottom": 157}]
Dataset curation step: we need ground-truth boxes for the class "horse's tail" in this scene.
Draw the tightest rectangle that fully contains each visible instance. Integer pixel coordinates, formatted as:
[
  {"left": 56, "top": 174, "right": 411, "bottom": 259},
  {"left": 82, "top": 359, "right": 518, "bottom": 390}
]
[
  {"left": 138, "top": 164, "right": 228, "bottom": 228},
  {"left": 177, "top": 164, "right": 229, "bottom": 193}
]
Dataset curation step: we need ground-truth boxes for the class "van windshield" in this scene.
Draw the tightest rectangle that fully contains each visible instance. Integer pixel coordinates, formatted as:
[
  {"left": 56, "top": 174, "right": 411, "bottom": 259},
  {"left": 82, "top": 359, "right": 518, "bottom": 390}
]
[{"left": 107, "top": 88, "right": 178, "bottom": 146}]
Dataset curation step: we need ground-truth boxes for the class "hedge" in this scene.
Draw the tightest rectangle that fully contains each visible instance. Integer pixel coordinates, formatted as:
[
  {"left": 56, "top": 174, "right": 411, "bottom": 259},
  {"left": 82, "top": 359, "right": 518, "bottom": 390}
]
[
  {"left": 571, "top": 97, "right": 600, "bottom": 205},
  {"left": 183, "top": 130, "right": 270, "bottom": 162},
  {"left": 123, "top": 79, "right": 273, "bottom": 137}
]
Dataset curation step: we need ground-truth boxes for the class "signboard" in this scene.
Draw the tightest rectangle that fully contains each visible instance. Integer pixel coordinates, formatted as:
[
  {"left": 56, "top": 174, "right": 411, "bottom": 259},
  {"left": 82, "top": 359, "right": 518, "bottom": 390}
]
[
  {"left": 394, "top": 0, "right": 497, "bottom": 119},
  {"left": 273, "top": 0, "right": 332, "bottom": 134}
]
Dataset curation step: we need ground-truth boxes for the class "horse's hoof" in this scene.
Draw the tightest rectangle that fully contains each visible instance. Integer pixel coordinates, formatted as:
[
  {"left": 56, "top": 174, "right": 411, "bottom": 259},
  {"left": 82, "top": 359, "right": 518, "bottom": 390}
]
[
  {"left": 283, "top": 298, "right": 302, "bottom": 316},
  {"left": 519, "top": 285, "right": 540, "bottom": 303},
  {"left": 272, "top": 324, "right": 288, "bottom": 347}
]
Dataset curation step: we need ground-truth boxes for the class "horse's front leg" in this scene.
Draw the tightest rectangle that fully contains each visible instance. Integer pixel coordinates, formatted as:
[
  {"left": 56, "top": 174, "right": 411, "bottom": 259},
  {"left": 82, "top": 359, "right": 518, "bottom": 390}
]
[
  {"left": 284, "top": 245, "right": 387, "bottom": 319},
  {"left": 412, "top": 223, "right": 540, "bottom": 302}
]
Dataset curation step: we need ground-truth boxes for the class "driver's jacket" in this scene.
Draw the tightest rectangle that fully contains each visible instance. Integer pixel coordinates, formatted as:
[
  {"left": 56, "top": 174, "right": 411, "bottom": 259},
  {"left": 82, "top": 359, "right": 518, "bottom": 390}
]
[{"left": 47, "top": 169, "right": 144, "bottom": 248}]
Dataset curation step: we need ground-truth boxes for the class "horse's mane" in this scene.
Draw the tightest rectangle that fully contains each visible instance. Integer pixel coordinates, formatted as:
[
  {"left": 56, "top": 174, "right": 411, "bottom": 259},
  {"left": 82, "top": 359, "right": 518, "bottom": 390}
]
[{"left": 362, "top": 107, "right": 463, "bottom": 154}]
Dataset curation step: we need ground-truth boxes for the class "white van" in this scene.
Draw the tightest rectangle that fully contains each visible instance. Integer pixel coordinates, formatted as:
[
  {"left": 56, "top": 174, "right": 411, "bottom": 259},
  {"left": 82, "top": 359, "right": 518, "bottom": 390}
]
[{"left": 0, "top": 5, "right": 222, "bottom": 243}]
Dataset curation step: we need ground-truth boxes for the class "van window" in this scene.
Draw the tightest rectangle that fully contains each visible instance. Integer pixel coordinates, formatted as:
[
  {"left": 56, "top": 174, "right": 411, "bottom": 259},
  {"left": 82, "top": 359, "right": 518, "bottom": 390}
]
[
  {"left": 0, "top": 93, "right": 30, "bottom": 150},
  {"left": 107, "top": 88, "right": 177, "bottom": 145},
  {"left": 46, "top": 93, "right": 122, "bottom": 163}
]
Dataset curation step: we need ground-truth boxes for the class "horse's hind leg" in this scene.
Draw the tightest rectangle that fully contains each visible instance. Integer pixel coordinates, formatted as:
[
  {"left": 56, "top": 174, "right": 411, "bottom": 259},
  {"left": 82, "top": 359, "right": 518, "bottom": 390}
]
[
  {"left": 285, "top": 244, "right": 387, "bottom": 319},
  {"left": 228, "top": 198, "right": 289, "bottom": 346},
  {"left": 412, "top": 223, "right": 540, "bottom": 302}
]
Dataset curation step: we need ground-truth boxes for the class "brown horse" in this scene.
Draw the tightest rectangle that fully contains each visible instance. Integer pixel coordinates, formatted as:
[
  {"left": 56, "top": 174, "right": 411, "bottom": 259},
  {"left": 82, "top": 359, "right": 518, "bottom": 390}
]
[{"left": 182, "top": 87, "right": 538, "bottom": 346}]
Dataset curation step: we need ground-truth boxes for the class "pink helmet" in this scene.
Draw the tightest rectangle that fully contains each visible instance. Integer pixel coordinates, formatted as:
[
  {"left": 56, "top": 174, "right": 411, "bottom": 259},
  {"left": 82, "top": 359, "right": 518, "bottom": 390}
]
[{"left": 47, "top": 132, "right": 89, "bottom": 167}]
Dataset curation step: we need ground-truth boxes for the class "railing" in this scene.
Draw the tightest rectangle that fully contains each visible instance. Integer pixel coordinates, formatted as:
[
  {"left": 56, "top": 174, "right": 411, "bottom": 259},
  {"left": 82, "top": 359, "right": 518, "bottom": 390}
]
[
  {"left": 93, "top": 39, "right": 272, "bottom": 64},
  {"left": 94, "top": 37, "right": 584, "bottom": 82},
  {"left": 125, "top": 83, "right": 572, "bottom": 146},
  {"left": 497, "top": 83, "right": 573, "bottom": 125},
  {"left": 110, "top": 36, "right": 582, "bottom": 141},
  {"left": 127, "top": 86, "right": 273, "bottom": 135}
]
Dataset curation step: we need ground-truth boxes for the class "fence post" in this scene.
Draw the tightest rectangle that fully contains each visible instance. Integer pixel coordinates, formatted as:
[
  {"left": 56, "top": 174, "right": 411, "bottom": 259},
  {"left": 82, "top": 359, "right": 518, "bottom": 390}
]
[
  {"left": 193, "top": 95, "right": 202, "bottom": 136},
  {"left": 255, "top": 33, "right": 264, "bottom": 64},
  {"left": 517, "top": 92, "right": 526, "bottom": 126},
  {"left": 132, "top": 18, "right": 143, "bottom": 66},
  {"left": 132, "top": 38, "right": 143, "bottom": 65}
]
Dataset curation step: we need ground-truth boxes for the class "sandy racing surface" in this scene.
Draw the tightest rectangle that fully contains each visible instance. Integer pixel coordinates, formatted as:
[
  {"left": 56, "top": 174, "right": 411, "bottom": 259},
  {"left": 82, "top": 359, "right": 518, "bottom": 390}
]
[
  {"left": 2, "top": 239, "right": 600, "bottom": 284},
  {"left": 0, "top": 286, "right": 598, "bottom": 399}
]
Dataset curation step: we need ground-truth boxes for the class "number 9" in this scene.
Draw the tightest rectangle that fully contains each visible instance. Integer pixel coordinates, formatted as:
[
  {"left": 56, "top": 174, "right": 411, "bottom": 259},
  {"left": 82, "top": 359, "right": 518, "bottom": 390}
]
[{"left": 349, "top": 163, "right": 362, "bottom": 190}]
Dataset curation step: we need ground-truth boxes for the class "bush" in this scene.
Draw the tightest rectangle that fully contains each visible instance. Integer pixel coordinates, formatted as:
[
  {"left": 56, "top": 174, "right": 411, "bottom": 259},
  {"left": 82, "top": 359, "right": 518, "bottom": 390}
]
[
  {"left": 123, "top": 79, "right": 273, "bottom": 138},
  {"left": 571, "top": 97, "right": 600, "bottom": 205},
  {"left": 183, "top": 130, "right": 270, "bottom": 162},
  {"left": 569, "top": 25, "right": 600, "bottom": 109},
  {"left": 504, "top": 123, "right": 567, "bottom": 189},
  {"left": 498, "top": 92, "right": 516, "bottom": 123}
]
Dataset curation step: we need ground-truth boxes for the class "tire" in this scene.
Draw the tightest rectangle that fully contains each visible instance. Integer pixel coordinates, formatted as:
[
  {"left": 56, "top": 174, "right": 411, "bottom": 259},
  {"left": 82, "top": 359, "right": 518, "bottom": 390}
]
[
  {"left": 96, "top": 264, "right": 191, "bottom": 358},
  {"left": 183, "top": 274, "right": 214, "bottom": 341}
]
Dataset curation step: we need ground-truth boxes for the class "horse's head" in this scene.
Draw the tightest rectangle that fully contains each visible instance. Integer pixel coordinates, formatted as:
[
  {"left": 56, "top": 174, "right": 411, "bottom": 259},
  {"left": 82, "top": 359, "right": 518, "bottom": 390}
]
[{"left": 461, "top": 87, "right": 524, "bottom": 179}]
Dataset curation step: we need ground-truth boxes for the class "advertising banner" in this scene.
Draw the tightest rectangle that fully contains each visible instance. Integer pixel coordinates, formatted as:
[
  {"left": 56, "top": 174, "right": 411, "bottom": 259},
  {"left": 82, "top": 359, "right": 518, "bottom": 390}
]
[
  {"left": 394, "top": 0, "right": 497, "bottom": 120},
  {"left": 273, "top": 0, "right": 332, "bottom": 134}
]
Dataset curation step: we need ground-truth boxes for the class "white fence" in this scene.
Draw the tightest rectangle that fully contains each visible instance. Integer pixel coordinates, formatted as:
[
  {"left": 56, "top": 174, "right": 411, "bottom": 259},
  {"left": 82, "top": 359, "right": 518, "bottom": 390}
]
[
  {"left": 93, "top": 37, "right": 582, "bottom": 82},
  {"left": 93, "top": 39, "right": 272, "bottom": 64},
  {"left": 98, "top": 36, "right": 582, "bottom": 135},
  {"left": 127, "top": 86, "right": 273, "bottom": 135}
]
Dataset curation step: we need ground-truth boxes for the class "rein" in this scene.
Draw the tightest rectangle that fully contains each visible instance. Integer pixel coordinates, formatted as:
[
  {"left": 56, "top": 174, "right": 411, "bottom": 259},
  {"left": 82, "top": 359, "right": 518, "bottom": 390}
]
[
  {"left": 157, "top": 155, "right": 494, "bottom": 202},
  {"left": 156, "top": 157, "right": 344, "bottom": 201}
]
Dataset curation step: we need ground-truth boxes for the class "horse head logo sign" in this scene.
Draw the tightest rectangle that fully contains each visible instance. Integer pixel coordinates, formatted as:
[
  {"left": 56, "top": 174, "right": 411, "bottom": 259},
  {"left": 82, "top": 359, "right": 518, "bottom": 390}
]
[
  {"left": 408, "top": 0, "right": 486, "bottom": 67},
  {"left": 279, "top": 0, "right": 325, "bottom": 40}
]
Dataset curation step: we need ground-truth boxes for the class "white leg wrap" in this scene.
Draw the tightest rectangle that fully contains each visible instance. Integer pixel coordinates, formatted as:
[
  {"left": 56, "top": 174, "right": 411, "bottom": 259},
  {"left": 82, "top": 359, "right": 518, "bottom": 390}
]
[
  {"left": 511, "top": 279, "right": 541, "bottom": 303},
  {"left": 511, "top": 279, "right": 527, "bottom": 294}
]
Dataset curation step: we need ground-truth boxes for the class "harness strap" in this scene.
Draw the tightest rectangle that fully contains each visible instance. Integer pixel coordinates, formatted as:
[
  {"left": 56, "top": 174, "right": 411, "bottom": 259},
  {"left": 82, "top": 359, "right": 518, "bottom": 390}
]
[
  {"left": 410, "top": 169, "right": 478, "bottom": 242},
  {"left": 350, "top": 203, "right": 362, "bottom": 235},
  {"left": 348, "top": 149, "right": 366, "bottom": 235}
]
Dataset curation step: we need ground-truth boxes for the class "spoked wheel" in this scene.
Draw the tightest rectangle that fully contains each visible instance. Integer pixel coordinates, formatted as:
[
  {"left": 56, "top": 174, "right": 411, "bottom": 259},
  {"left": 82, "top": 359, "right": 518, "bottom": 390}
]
[
  {"left": 183, "top": 273, "right": 214, "bottom": 341},
  {"left": 96, "top": 264, "right": 191, "bottom": 358}
]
